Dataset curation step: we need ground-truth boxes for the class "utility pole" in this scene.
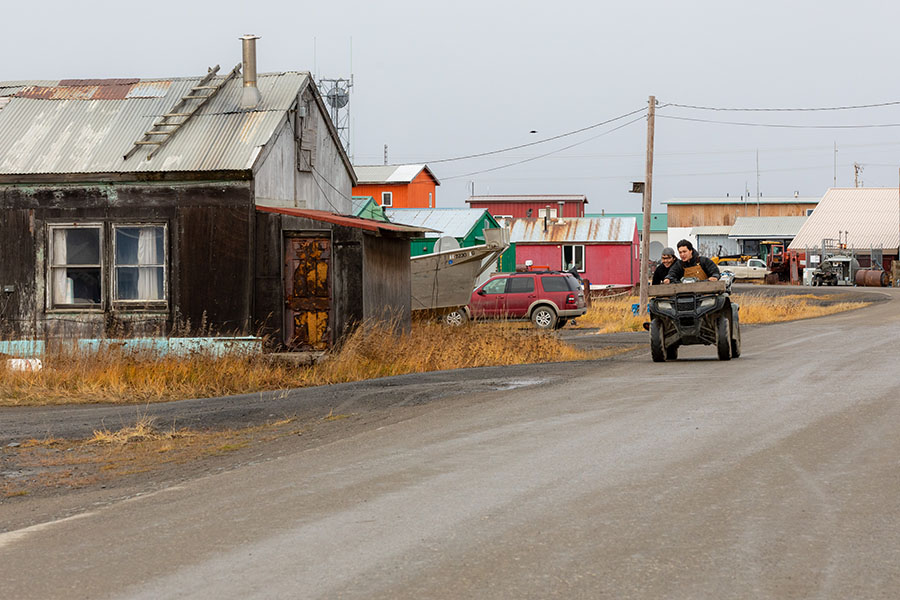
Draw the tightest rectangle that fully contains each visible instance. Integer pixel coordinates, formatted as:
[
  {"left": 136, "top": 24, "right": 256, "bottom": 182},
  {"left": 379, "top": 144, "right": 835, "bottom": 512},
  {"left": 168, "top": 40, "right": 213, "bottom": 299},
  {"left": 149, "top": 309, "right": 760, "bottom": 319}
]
[
  {"left": 756, "top": 150, "right": 760, "bottom": 217},
  {"left": 639, "top": 95, "right": 656, "bottom": 315},
  {"left": 383, "top": 144, "right": 388, "bottom": 166},
  {"left": 833, "top": 142, "right": 837, "bottom": 188},
  {"left": 854, "top": 162, "right": 863, "bottom": 188}
]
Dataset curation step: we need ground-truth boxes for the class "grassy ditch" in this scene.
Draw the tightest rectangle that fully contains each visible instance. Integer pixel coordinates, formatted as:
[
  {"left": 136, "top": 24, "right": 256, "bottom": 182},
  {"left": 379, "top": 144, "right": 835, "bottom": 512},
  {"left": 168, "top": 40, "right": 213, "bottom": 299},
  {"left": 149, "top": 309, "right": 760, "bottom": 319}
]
[{"left": 0, "top": 322, "right": 617, "bottom": 407}]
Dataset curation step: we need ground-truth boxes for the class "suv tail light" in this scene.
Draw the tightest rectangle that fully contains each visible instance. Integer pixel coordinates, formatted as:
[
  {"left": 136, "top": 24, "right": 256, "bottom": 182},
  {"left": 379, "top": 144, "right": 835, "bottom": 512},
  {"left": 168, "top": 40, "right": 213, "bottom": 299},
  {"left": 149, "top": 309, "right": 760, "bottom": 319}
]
[{"left": 565, "top": 293, "right": 576, "bottom": 306}]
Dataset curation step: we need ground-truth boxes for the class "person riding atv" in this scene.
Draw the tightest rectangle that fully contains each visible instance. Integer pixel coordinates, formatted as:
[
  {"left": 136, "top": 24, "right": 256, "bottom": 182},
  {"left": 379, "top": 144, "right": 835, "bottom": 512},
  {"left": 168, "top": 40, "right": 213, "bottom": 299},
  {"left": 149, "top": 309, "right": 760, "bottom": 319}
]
[{"left": 663, "top": 240, "right": 720, "bottom": 284}]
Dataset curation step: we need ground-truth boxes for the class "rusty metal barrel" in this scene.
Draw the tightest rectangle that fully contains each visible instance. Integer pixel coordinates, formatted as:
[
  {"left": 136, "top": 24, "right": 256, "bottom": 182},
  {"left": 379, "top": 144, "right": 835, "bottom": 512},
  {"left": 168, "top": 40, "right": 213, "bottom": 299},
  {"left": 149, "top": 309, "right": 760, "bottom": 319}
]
[{"left": 854, "top": 269, "right": 890, "bottom": 287}]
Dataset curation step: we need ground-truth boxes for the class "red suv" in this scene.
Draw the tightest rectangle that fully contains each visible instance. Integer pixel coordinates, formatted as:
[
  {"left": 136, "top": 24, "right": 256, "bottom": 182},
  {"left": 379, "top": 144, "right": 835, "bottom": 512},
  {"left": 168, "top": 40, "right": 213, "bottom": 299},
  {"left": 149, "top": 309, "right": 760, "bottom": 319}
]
[{"left": 449, "top": 271, "right": 587, "bottom": 329}]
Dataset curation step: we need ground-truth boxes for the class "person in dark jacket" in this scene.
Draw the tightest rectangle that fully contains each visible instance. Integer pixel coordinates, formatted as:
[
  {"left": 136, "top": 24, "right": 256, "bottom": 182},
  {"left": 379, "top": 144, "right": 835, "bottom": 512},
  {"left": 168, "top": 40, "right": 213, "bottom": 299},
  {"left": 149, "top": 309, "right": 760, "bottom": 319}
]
[
  {"left": 664, "top": 239, "right": 720, "bottom": 283},
  {"left": 651, "top": 247, "right": 677, "bottom": 285}
]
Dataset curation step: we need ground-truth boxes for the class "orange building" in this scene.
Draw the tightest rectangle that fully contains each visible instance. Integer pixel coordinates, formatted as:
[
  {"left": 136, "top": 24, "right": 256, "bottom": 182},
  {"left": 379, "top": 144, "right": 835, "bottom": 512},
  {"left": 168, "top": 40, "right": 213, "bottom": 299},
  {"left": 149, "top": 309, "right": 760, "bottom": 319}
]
[{"left": 353, "top": 164, "right": 440, "bottom": 209}]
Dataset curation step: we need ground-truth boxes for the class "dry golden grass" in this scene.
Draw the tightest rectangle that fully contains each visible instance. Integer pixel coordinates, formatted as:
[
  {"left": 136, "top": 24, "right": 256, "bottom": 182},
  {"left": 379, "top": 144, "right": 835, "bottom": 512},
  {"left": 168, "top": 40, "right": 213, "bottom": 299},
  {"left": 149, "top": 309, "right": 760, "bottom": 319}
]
[
  {"left": 577, "top": 293, "right": 868, "bottom": 332},
  {"left": 2, "top": 416, "right": 305, "bottom": 497},
  {"left": 0, "top": 321, "right": 601, "bottom": 407}
]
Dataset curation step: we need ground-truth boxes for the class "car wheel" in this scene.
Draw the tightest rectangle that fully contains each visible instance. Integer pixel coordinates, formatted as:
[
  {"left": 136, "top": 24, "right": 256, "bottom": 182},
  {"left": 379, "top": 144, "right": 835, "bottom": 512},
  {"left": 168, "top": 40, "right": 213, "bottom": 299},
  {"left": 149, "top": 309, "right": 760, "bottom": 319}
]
[
  {"left": 649, "top": 318, "right": 666, "bottom": 362},
  {"left": 531, "top": 306, "right": 557, "bottom": 330},
  {"left": 554, "top": 318, "right": 568, "bottom": 330},
  {"left": 443, "top": 309, "right": 467, "bottom": 326},
  {"left": 716, "top": 314, "right": 731, "bottom": 361}
]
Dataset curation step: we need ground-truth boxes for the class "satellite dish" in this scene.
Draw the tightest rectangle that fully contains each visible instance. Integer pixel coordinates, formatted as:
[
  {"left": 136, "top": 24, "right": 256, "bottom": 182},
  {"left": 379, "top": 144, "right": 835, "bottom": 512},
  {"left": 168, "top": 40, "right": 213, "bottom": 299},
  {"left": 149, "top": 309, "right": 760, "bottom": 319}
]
[
  {"left": 326, "top": 87, "right": 349, "bottom": 108},
  {"left": 432, "top": 236, "right": 460, "bottom": 253}
]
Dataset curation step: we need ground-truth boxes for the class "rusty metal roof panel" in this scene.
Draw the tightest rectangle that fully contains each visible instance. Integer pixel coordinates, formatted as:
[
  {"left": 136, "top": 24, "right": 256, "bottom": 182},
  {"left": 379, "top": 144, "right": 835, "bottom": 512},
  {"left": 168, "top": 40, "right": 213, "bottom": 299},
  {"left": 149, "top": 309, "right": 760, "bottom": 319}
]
[
  {"left": 508, "top": 217, "right": 635, "bottom": 243},
  {"left": 257, "top": 206, "right": 433, "bottom": 235},
  {"left": 788, "top": 188, "right": 900, "bottom": 252},
  {"left": 0, "top": 72, "right": 308, "bottom": 176}
]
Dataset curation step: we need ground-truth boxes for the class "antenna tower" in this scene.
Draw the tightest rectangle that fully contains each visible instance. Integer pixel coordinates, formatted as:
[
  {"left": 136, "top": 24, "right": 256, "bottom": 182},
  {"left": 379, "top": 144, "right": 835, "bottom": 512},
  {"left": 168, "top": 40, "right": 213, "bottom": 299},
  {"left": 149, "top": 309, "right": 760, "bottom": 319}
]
[{"left": 320, "top": 76, "right": 353, "bottom": 156}]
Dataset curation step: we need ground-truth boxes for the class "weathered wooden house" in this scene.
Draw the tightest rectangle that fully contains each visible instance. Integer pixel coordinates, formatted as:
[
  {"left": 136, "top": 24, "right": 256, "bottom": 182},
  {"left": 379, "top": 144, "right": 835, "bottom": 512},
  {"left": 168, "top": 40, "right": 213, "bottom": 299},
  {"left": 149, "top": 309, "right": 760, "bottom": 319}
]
[{"left": 0, "top": 37, "right": 424, "bottom": 350}]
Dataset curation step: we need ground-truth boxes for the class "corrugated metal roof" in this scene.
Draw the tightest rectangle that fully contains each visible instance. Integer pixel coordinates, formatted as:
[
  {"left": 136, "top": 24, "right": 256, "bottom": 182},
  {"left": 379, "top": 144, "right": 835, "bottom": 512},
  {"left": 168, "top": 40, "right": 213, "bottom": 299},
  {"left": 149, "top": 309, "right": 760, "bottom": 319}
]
[
  {"left": 384, "top": 208, "right": 495, "bottom": 239},
  {"left": 468, "top": 194, "right": 588, "bottom": 204},
  {"left": 0, "top": 71, "right": 309, "bottom": 175},
  {"left": 666, "top": 196, "right": 819, "bottom": 205},
  {"left": 256, "top": 206, "right": 432, "bottom": 235},
  {"left": 691, "top": 226, "right": 733, "bottom": 236},
  {"left": 789, "top": 188, "right": 900, "bottom": 252},
  {"left": 353, "top": 164, "right": 440, "bottom": 185},
  {"left": 587, "top": 212, "right": 667, "bottom": 231},
  {"left": 728, "top": 216, "right": 808, "bottom": 239},
  {"left": 508, "top": 217, "right": 635, "bottom": 243}
]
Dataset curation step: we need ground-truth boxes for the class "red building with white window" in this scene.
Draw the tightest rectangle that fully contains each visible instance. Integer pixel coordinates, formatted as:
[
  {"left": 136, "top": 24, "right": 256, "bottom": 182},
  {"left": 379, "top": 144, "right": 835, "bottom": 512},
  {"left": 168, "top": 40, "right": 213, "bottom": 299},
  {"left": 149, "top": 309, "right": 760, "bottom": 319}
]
[
  {"left": 507, "top": 216, "right": 639, "bottom": 286},
  {"left": 466, "top": 194, "right": 587, "bottom": 219}
]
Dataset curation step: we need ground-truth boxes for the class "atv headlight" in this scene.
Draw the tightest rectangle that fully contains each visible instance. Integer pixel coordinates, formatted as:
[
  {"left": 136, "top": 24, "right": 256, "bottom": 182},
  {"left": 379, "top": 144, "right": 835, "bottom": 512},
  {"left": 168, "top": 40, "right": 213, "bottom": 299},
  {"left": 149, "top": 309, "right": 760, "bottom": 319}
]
[
  {"left": 698, "top": 297, "right": 716, "bottom": 310},
  {"left": 656, "top": 300, "right": 673, "bottom": 311}
]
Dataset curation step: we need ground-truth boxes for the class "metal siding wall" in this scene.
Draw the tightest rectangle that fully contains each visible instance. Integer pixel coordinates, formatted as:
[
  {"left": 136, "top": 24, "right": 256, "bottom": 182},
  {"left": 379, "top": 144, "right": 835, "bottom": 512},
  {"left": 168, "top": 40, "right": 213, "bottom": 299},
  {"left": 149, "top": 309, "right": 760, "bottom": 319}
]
[
  {"left": 253, "top": 120, "right": 296, "bottom": 208},
  {"left": 668, "top": 203, "right": 818, "bottom": 228},
  {"left": 406, "top": 171, "right": 437, "bottom": 208},
  {"left": 469, "top": 201, "right": 584, "bottom": 219}
]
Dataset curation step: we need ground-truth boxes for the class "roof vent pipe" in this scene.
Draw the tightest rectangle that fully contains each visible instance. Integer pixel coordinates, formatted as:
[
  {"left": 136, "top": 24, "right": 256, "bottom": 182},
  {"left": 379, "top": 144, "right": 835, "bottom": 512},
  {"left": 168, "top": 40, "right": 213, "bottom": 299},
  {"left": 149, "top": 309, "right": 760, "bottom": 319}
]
[{"left": 240, "top": 34, "right": 262, "bottom": 109}]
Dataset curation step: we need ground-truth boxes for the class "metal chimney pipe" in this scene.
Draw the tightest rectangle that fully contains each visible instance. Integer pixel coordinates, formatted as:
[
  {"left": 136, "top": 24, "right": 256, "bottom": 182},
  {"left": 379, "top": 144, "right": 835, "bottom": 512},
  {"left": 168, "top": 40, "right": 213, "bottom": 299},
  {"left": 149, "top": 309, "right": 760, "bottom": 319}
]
[{"left": 240, "top": 34, "right": 262, "bottom": 109}]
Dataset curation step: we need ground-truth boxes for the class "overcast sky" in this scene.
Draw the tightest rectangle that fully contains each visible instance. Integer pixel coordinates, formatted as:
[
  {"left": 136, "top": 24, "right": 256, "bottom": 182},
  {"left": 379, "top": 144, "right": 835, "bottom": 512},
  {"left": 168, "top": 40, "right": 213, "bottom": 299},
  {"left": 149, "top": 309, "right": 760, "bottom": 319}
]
[{"left": 5, "top": 0, "right": 900, "bottom": 211}]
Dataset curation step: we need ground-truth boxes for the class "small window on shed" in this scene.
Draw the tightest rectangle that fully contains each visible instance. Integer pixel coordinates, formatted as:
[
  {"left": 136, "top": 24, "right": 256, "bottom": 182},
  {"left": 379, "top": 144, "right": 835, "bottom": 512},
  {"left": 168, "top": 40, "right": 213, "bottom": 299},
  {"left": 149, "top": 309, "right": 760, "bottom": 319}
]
[
  {"left": 562, "top": 244, "right": 585, "bottom": 272},
  {"left": 381, "top": 191, "right": 393, "bottom": 207},
  {"left": 49, "top": 225, "right": 103, "bottom": 307}
]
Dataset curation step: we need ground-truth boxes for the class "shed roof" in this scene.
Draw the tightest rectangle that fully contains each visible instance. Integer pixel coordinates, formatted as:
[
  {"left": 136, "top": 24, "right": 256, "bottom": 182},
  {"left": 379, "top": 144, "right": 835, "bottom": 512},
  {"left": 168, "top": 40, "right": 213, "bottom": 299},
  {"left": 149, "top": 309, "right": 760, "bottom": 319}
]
[
  {"left": 588, "top": 212, "right": 667, "bottom": 231},
  {"left": 665, "top": 196, "right": 819, "bottom": 205},
  {"left": 789, "top": 188, "right": 900, "bottom": 252},
  {"left": 384, "top": 208, "right": 497, "bottom": 239},
  {"left": 691, "top": 226, "right": 733, "bottom": 236},
  {"left": 256, "top": 206, "right": 431, "bottom": 236},
  {"left": 0, "top": 70, "right": 352, "bottom": 180},
  {"left": 728, "top": 216, "right": 808, "bottom": 239},
  {"left": 508, "top": 217, "right": 635, "bottom": 243},
  {"left": 467, "top": 194, "right": 588, "bottom": 204},
  {"left": 353, "top": 164, "right": 440, "bottom": 185}
]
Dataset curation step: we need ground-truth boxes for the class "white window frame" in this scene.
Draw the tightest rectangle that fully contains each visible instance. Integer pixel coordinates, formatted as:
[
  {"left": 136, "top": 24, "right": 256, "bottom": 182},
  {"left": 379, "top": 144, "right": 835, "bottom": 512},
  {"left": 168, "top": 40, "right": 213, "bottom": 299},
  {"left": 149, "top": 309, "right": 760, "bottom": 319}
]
[
  {"left": 47, "top": 223, "right": 104, "bottom": 311},
  {"left": 562, "top": 244, "right": 585, "bottom": 272},
  {"left": 538, "top": 208, "right": 557, "bottom": 219},
  {"left": 112, "top": 223, "right": 169, "bottom": 307},
  {"left": 381, "top": 191, "right": 393, "bottom": 207}
]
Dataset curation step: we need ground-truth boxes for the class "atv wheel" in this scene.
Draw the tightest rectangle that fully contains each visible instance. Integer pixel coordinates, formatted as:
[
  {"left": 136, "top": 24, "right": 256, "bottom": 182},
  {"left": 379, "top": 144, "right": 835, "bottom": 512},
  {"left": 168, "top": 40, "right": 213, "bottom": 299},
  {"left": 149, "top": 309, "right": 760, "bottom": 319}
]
[
  {"left": 716, "top": 314, "right": 731, "bottom": 361},
  {"left": 730, "top": 318, "right": 741, "bottom": 358},
  {"left": 650, "top": 318, "right": 666, "bottom": 362},
  {"left": 531, "top": 306, "right": 557, "bottom": 330},
  {"left": 665, "top": 343, "right": 679, "bottom": 360}
]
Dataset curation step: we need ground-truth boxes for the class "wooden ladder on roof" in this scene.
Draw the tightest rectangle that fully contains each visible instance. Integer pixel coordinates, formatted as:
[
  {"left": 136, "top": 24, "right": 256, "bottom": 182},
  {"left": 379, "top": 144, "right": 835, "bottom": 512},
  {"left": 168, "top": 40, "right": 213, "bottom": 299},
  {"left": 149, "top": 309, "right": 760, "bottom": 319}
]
[{"left": 124, "top": 62, "right": 241, "bottom": 161}]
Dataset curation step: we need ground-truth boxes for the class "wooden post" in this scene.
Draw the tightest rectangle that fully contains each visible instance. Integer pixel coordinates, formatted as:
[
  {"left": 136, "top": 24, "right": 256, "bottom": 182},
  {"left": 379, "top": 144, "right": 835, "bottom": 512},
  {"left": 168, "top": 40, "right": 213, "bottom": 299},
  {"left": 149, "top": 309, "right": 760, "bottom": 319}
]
[{"left": 640, "top": 96, "right": 656, "bottom": 314}]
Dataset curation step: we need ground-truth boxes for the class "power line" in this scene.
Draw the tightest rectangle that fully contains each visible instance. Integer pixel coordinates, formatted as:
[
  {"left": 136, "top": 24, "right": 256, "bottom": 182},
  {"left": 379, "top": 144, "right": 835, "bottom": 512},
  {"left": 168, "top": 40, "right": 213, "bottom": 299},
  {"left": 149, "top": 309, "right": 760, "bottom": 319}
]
[
  {"left": 442, "top": 115, "right": 646, "bottom": 181},
  {"left": 658, "top": 114, "right": 900, "bottom": 129},
  {"left": 424, "top": 107, "right": 646, "bottom": 164},
  {"left": 666, "top": 100, "right": 900, "bottom": 112}
]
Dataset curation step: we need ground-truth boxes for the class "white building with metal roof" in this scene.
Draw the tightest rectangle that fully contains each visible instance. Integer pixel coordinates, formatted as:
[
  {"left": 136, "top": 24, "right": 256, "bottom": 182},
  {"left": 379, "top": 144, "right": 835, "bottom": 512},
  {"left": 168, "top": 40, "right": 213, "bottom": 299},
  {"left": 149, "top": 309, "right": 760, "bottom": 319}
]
[{"left": 789, "top": 188, "right": 900, "bottom": 258}]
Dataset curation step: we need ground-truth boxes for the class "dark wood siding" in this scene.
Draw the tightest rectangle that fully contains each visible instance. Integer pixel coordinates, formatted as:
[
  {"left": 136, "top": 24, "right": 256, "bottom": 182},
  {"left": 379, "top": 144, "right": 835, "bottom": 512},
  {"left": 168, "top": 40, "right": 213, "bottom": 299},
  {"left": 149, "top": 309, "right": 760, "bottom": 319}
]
[{"left": 0, "top": 209, "right": 36, "bottom": 335}]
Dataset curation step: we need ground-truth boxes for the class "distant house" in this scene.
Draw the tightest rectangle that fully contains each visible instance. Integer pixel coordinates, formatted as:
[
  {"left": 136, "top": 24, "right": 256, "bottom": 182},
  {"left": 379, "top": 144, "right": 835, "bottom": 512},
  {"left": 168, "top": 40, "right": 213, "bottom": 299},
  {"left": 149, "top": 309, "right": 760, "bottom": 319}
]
[
  {"left": 384, "top": 208, "right": 501, "bottom": 256},
  {"left": 353, "top": 164, "right": 440, "bottom": 208},
  {"left": 589, "top": 212, "right": 667, "bottom": 260},
  {"left": 665, "top": 196, "right": 818, "bottom": 250},
  {"left": 351, "top": 196, "right": 389, "bottom": 222},
  {"left": 789, "top": 188, "right": 900, "bottom": 270},
  {"left": 467, "top": 194, "right": 587, "bottom": 219},
  {"left": 0, "top": 38, "right": 425, "bottom": 350},
  {"left": 507, "top": 217, "right": 639, "bottom": 286},
  {"left": 728, "top": 216, "right": 808, "bottom": 257}
]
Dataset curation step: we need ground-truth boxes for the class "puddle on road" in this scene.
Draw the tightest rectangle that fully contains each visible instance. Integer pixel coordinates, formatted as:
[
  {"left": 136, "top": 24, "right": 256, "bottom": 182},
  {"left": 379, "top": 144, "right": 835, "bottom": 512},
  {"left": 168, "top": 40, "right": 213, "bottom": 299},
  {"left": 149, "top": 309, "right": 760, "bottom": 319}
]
[{"left": 493, "top": 378, "right": 545, "bottom": 391}]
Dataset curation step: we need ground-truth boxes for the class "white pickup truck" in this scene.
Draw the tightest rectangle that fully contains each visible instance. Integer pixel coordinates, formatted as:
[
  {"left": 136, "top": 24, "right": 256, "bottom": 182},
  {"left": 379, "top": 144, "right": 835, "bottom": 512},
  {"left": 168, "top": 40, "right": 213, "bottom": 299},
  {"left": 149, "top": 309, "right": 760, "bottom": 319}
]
[{"left": 716, "top": 258, "right": 768, "bottom": 280}]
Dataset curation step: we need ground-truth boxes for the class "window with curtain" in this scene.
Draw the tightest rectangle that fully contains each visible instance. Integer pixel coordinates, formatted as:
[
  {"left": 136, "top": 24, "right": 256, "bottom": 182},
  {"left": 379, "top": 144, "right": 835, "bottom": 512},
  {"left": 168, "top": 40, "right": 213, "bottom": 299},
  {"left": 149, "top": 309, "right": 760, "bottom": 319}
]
[
  {"left": 114, "top": 225, "right": 166, "bottom": 302},
  {"left": 49, "top": 225, "right": 102, "bottom": 307}
]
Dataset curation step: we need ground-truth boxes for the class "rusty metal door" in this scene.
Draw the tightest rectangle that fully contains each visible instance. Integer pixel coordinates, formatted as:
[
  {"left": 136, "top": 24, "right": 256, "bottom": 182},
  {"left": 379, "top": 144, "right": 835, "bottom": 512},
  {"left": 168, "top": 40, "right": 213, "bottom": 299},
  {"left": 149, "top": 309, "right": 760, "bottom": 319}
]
[{"left": 284, "top": 236, "right": 331, "bottom": 350}]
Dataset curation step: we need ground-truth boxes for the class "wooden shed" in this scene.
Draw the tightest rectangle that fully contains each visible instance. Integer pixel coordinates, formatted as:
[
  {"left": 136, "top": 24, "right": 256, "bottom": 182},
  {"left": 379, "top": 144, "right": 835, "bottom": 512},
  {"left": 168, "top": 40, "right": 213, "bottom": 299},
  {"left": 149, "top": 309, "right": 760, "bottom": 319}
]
[{"left": 0, "top": 45, "right": 424, "bottom": 350}]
